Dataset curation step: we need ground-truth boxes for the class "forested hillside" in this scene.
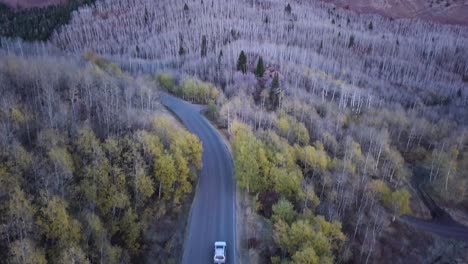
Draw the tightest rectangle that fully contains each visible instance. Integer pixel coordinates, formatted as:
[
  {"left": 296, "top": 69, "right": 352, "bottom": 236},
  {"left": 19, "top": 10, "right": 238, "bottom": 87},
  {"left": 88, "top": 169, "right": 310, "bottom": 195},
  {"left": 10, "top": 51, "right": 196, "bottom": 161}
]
[
  {"left": 0, "top": 0, "right": 466, "bottom": 263},
  {"left": 0, "top": 49, "right": 202, "bottom": 263},
  {"left": 53, "top": 0, "right": 468, "bottom": 102},
  {"left": 48, "top": 0, "right": 468, "bottom": 262},
  {"left": 0, "top": 0, "right": 95, "bottom": 41}
]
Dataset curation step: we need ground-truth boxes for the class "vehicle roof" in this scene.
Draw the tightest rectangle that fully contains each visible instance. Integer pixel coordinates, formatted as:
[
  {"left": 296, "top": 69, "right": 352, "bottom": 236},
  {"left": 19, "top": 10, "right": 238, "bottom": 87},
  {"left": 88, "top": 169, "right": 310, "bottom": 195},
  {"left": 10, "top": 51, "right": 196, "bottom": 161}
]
[
  {"left": 215, "top": 247, "right": 225, "bottom": 256},
  {"left": 214, "top": 241, "right": 227, "bottom": 247}
]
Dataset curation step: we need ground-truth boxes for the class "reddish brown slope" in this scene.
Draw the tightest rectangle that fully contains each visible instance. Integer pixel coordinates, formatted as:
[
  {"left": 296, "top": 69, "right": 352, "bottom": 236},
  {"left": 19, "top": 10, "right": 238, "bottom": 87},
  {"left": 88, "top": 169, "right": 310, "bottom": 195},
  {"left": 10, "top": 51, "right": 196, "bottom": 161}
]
[
  {"left": 321, "top": 0, "right": 468, "bottom": 26},
  {"left": 0, "top": 0, "right": 67, "bottom": 9}
]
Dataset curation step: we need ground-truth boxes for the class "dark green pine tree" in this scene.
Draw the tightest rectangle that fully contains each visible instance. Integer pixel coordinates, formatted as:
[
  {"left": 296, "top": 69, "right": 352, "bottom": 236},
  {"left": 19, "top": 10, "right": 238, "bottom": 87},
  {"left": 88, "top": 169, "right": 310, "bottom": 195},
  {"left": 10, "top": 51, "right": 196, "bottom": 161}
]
[
  {"left": 270, "top": 73, "right": 280, "bottom": 110},
  {"left": 218, "top": 50, "right": 223, "bottom": 66},
  {"left": 144, "top": 7, "right": 149, "bottom": 25},
  {"left": 179, "top": 45, "right": 185, "bottom": 56},
  {"left": 237, "top": 50, "right": 247, "bottom": 74},
  {"left": 201, "top": 35, "right": 207, "bottom": 57},
  {"left": 348, "top": 35, "right": 355, "bottom": 49},
  {"left": 285, "top": 3, "right": 292, "bottom": 14},
  {"left": 255, "top": 56, "right": 265, "bottom": 78},
  {"left": 271, "top": 72, "right": 279, "bottom": 90}
]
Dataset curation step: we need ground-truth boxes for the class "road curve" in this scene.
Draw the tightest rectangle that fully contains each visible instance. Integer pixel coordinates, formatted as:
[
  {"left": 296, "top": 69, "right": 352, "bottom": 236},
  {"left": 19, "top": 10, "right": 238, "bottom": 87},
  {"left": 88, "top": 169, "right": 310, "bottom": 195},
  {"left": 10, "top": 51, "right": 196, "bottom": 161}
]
[
  {"left": 161, "top": 94, "right": 237, "bottom": 264},
  {"left": 400, "top": 216, "right": 468, "bottom": 240},
  {"left": 401, "top": 166, "right": 468, "bottom": 241}
]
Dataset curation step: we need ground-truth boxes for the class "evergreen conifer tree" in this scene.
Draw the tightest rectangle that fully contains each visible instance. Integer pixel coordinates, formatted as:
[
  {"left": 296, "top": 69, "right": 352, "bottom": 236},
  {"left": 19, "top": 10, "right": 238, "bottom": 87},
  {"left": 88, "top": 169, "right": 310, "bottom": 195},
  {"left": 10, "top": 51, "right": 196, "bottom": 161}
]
[
  {"left": 270, "top": 73, "right": 280, "bottom": 109},
  {"left": 237, "top": 50, "right": 247, "bottom": 74},
  {"left": 255, "top": 56, "right": 265, "bottom": 78},
  {"left": 348, "top": 35, "right": 355, "bottom": 48},
  {"left": 201, "top": 35, "right": 207, "bottom": 57},
  {"left": 285, "top": 3, "right": 292, "bottom": 14}
]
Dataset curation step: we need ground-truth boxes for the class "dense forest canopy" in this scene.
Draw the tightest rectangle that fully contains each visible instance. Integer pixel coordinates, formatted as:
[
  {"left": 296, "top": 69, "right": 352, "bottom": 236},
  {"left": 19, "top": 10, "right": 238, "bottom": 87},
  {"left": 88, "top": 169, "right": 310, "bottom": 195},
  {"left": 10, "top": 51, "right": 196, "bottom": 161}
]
[
  {"left": 51, "top": 0, "right": 468, "bottom": 262},
  {"left": 0, "top": 0, "right": 95, "bottom": 41},
  {"left": 0, "top": 51, "right": 202, "bottom": 263}
]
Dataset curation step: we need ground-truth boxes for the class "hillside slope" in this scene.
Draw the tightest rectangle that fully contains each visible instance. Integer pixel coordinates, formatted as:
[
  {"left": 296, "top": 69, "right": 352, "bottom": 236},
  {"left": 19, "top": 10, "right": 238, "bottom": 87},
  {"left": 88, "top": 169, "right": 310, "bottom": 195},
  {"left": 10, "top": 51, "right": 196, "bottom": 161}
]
[
  {"left": 0, "top": 0, "right": 67, "bottom": 9},
  {"left": 321, "top": 0, "right": 468, "bottom": 26},
  {"left": 0, "top": 47, "right": 203, "bottom": 263},
  {"left": 48, "top": 0, "right": 468, "bottom": 263},
  {"left": 53, "top": 0, "right": 468, "bottom": 110}
]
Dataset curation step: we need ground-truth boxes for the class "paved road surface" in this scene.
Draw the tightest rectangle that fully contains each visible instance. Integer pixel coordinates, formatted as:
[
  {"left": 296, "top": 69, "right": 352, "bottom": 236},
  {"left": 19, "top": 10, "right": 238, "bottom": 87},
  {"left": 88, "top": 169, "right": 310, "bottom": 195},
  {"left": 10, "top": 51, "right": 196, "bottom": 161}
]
[
  {"left": 161, "top": 94, "right": 237, "bottom": 264},
  {"left": 401, "top": 166, "right": 468, "bottom": 241}
]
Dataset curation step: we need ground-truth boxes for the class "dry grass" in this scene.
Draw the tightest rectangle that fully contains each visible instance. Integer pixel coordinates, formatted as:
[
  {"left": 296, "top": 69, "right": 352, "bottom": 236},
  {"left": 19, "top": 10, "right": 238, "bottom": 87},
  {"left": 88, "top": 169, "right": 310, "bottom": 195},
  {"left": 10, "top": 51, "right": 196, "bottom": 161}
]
[{"left": 0, "top": 0, "right": 67, "bottom": 9}]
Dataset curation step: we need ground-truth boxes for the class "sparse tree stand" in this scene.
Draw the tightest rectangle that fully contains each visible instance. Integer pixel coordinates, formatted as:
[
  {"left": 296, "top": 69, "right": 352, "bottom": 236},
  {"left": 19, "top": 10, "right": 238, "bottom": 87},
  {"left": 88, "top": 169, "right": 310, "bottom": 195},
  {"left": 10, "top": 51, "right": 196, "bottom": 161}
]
[
  {"left": 237, "top": 50, "right": 247, "bottom": 74},
  {"left": 255, "top": 56, "right": 265, "bottom": 78}
]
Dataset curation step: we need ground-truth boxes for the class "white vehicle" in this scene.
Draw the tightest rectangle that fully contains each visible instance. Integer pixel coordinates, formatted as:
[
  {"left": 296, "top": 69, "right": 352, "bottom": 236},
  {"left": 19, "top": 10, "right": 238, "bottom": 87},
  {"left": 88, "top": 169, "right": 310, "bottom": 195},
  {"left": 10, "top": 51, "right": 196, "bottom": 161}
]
[{"left": 214, "top": 241, "right": 227, "bottom": 263}]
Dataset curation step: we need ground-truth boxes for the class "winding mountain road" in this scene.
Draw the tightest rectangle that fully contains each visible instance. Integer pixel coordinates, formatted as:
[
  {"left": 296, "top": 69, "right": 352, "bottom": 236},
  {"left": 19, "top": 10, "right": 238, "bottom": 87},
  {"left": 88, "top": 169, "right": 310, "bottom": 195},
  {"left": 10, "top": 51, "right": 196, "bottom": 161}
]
[
  {"left": 401, "top": 166, "right": 468, "bottom": 241},
  {"left": 161, "top": 94, "right": 237, "bottom": 264}
]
